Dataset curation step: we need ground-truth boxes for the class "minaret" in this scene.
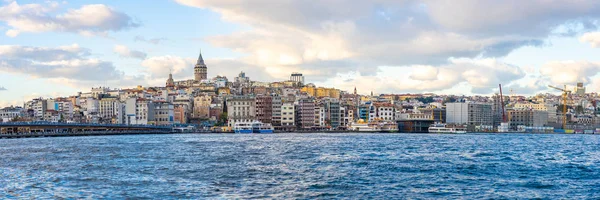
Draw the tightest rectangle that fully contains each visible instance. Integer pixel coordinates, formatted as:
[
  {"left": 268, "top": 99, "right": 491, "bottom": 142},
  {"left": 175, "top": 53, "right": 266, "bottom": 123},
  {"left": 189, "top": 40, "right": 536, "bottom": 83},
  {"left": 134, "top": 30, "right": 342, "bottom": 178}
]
[
  {"left": 354, "top": 87, "right": 357, "bottom": 95},
  {"left": 194, "top": 50, "right": 207, "bottom": 81}
]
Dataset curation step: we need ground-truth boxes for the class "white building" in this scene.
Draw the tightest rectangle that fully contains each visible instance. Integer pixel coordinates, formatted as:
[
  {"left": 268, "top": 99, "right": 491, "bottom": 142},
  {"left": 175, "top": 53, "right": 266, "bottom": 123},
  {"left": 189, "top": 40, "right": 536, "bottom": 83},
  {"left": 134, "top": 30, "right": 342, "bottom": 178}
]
[
  {"left": 315, "top": 105, "right": 325, "bottom": 128},
  {"left": 446, "top": 102, "right": 493, "bottom": 126},
  {"left": 281, "top": 102, "right": 295, "bottom": 127},
  {"left": 369, "top": 103, "right": 395, "bottom": 121},
  {"left": 99, "top": 97, "right": 119, "bottom": 122},
  {"left": 125, "top": 98, "right": 155, "bottom": 125},
  {"left": 227, "top": 96, "right": 256, "bottom": 127},
  {"left": 54, "top": 101, "right": 74, "bottom": 118},
  {"left": 0, "top": 107, "right": 23, "bottom": 122}
]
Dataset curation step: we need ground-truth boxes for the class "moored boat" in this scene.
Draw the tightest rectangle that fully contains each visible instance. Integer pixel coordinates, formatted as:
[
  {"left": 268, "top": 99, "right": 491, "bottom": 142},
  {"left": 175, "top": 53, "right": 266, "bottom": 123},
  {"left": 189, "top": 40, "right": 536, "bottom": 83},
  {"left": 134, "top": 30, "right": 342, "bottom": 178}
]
[
  {"left": 252, "top": 121, "right": 274, "bottom": 134},
  {"left": 233, "top": 122, "right": 253, "bottom": 133},
  {"left": 350, "top": 119, "right": 381, "bottom": 132},
  {"left": 428, "top": 123, "right": 467, "bottom": 134}
]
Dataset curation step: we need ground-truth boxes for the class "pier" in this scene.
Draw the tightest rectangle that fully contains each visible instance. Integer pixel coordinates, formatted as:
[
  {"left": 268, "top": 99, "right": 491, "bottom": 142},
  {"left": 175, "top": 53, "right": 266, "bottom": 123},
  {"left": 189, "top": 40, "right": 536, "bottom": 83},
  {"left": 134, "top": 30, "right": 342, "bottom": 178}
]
[{"left": 0, "top": 122, "right": 173, "bottom": 139}]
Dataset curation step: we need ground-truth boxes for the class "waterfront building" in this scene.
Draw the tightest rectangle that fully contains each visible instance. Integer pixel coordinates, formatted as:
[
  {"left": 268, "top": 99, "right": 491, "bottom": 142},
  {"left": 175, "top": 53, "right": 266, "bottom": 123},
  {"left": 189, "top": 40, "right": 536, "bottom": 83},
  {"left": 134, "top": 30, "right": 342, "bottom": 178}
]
[
  {"left": 255, "top": 95, "right": 273, "bottom": 124},
  {"left": 339, "top": 106, "right": 348, "bottom": 128},
  {"left": 295, "top": 97, "right": 315, "bottom": 129},
  {"left": 281, "top": 102, "right": 295, "bottom": 131},
  {"left": 227, "top": 96, "right": 256, "bottom": 127},
  {"left": 54, "top": 100, "right": 74, "bottom": 119},
  {"left": 153, "top": 102, "right": 174, "bottom": 125},
  {"left": 325, "top": 100, "right": 341, "bottom": 129},
  {"left": 43, "top": 110, "right": 60, "bottom": 122},
  {"left": 271, "top": 94, "right": 283, "bottom": 128},
  {"left": 369, "top": 102, "right": 395, "bottom": 121},
  {"left": 98, "top": 97, "right": 119, "bottom": 123},
  {"left": 446, "top": 102, "right": 493, "bottom": 126},
  {"left": 126, "top": 98, "right": 155, "bottom": 125},
  {"left": 315, "top": 104, "right": 325, "bottom": 128},
  {"left": 507, "top": 109, "right": 549, "bottom": 129},
  {"left": 0, "top": 106, "right": 23, "bottom": 122},
  {"left": 25, "top": 98, "right": 47, "bottom": 119},
  {"left": 513, "top": 102, "right": 558, "bottom": 125}
]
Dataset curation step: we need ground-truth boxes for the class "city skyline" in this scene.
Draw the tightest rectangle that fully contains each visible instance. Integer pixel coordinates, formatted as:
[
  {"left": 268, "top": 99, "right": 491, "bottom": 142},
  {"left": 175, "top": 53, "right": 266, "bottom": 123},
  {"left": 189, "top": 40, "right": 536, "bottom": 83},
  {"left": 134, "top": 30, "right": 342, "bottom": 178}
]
[{"left": 4, "top": 1, "right": 600, "bottom": 107}]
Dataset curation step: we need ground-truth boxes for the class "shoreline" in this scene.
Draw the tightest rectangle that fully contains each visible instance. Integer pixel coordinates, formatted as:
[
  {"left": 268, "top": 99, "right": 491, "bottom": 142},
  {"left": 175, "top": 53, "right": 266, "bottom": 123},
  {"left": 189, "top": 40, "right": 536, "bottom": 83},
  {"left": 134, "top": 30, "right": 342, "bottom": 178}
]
[{"left": 2, "top": 131, "right": 596, "bottom": 139}]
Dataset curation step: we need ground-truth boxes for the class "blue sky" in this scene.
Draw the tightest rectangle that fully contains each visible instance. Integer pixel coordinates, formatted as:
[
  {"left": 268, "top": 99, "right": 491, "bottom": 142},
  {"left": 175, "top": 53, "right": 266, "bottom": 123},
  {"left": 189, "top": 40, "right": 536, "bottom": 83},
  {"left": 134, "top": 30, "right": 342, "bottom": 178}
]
[{"left": 3, "top": 0, "right": 600, "bottom": 107}]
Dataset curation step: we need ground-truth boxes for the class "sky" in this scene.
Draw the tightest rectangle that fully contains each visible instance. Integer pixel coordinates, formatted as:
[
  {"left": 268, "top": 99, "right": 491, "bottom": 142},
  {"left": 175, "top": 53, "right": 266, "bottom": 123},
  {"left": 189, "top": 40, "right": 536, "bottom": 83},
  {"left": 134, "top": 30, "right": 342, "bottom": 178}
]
[{"left": 3, "top": 0, "right": 600, "bottom": 107}]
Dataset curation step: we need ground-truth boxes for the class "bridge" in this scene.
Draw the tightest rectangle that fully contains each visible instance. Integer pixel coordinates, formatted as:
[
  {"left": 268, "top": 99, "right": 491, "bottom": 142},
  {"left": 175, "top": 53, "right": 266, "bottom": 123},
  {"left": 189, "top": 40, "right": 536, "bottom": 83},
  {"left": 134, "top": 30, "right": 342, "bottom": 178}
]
[{"left": 0, "top": 122, "right": 174, "bottom": 139}]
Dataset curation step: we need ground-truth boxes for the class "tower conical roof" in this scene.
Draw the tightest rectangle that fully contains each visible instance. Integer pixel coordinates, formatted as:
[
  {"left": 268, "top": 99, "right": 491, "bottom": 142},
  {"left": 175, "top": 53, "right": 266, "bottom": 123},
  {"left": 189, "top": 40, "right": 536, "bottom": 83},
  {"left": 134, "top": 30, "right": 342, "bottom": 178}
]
[{"left": 196, "top": 49, "right": 204, "bottom": 65}]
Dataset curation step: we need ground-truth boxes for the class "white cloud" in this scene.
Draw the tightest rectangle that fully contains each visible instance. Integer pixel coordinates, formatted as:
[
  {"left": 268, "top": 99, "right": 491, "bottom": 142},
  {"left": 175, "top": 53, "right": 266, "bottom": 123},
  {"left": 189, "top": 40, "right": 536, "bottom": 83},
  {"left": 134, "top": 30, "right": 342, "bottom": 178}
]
[
  {"left": 322, "top": 58, "right": 525, "bottom": 94},
  {"left": 134, "top": 36, "right": 167, "bottom": 45},
  {"left": 0, "top": 44, "right": 124, "bottom": 81},
  {"left": 113, "top": 45, "right": 147, "bottom": 60},
  {"left": 0, "top": 1, "right": 138, "bottom": 37},
  {"left": 141, "top": 55, "right": 194, "bottom": 79},
  {"left": 140, "top": 55, "right": 274, "bottom": 82},
  {"left": 539, "top": 61, "right": 600, "bottom": 85},
  {"left": 175, "top": 0, "right": 600, "bottom": 94},
  {"left": 580, "top": 32, "right": 600, "bottom": 47}
]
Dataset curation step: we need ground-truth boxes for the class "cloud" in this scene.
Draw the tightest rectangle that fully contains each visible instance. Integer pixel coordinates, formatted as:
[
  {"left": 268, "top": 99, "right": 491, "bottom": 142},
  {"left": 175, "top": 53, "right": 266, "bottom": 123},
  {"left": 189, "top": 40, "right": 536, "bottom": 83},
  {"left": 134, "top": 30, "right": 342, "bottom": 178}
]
[
  {"left": 539, "top": 61, "right": 600, "bottom": 85},
  {"left": 141, "top": 55, "right": 194, "bottom": 79},
  {"left": 0, "top": 100, "right": 19, "bottom": 108},
  {"left": 580, "top": 32, "right": 600, "bottom": 47},
  {"left": 0, "top": 44, "right": 125, "bottom": 81},
  {"left": 175, "top": 0, "right": 600, "bottom": 94},
  {"left": 140, "top": 55, "right": 274, "bottom": 82},
  {"left": 134, "top": 36, "right": 167, "bottom": 45},
  {"left": 0, "top": 86, "right": 6, "bottom": 91},
  {"left": 0, "top": 1, "right": 139, "bottom": 37},
  {"left": 113, "top": 45, "right": 147, "bottom": 60},
  {"left": 322, "top": 58, "right": 525, "bottom": 94}
]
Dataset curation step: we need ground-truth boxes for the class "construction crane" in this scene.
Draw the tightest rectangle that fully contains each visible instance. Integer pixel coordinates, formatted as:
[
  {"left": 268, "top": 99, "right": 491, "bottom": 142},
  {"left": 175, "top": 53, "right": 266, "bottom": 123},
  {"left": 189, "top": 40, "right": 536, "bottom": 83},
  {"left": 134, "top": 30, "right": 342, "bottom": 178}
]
[
  {"left": 499, "top": 84, "right": 507, "bottom": 123},
  {"left": 548, "top": 85, "right": 571, "bottom": 130}
]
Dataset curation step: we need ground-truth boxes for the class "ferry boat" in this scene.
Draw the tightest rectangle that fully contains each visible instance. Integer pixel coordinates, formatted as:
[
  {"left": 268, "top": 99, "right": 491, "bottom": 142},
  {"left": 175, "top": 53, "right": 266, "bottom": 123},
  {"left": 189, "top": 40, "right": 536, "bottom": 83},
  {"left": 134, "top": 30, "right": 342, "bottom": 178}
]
[
  {"left": 350, "top": 122, "right": 381, "bottom": 132},
  {"left": 428, "top": 123, "right": 467, "bottom": 134},
  {"left": 379, "top": 121, "right": 399, "bottom": 132},
  {"left": 233, "top": 121, "right": 274, "bottom": 134},
  {"left": 233, "top": 122, "right": 253, "bottom": 133},
  {"left": 350, "top": 119, "right": 398, "bottom": 132},
  {"left": 252, "top": 122, "right": 274, "bottom": 134}
]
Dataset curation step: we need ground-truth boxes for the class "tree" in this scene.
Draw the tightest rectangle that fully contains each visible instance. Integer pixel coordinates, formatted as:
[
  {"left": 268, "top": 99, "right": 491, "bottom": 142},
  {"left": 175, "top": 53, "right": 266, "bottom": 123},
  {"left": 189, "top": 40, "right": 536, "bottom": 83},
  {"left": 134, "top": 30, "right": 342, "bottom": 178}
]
[
  {"left": 443, "top": 97, "right": 457, "bottom": 105},
  {"left": 416, "top": 97, "right": 435, "bottom": 104},
  {"left": 216, "top": 112, "right": 228, "bottom": 126}
]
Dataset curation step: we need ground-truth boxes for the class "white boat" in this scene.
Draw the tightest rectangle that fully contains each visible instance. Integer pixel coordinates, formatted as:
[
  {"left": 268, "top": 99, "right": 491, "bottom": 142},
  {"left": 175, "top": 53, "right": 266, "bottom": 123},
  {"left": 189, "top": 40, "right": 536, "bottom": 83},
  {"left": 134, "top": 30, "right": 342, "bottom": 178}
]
[
  {"left": 497, "top": 122, "right": 509, "bottom": 133},
  {"left": 234, "top": 121, "right": 273, "bottom": 134},
  {"left": 428, "top": 123, "right": 467, "bottom": 134},
  {"left": 233, "top": 122, "right": 253, "bottom": 133},
  {"left": 252, "top": 121, "right": 274, "bottom": 134},
  {"left": 379, "top": 121, "right": 398, "bottom": 132},
  {"left": 350, "top": 120, "right": 381, "bottom": 132}
]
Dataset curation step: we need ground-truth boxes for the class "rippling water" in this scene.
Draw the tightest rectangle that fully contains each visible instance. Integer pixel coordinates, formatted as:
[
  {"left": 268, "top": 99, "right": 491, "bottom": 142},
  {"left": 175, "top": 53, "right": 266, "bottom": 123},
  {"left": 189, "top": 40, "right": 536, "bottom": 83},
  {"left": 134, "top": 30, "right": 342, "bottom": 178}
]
[{"left": 1, "top": 133, "right": 600, "bottom": 199}]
